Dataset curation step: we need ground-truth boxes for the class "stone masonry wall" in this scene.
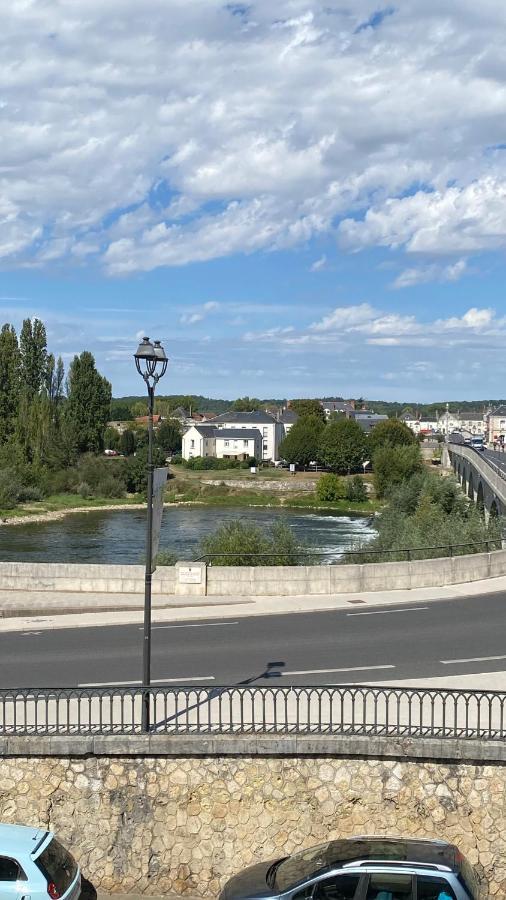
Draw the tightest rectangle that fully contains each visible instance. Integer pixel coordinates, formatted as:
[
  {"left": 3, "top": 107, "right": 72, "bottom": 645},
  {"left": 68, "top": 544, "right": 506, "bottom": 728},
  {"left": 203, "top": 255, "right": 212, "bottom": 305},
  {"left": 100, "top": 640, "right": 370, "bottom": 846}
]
[{"left": 0, "top": 754, "right": 504, "bottom": 897}]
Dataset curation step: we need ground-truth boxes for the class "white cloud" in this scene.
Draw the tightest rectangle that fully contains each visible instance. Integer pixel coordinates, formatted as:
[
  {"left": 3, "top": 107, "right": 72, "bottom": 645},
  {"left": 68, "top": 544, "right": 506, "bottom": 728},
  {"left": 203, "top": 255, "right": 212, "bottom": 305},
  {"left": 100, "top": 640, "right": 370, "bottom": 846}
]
[
  {"left": 392, "top": 258, "right": 468, "bottom": 289},
  {"left": 180, "top": 312, "right": 203, "bottom": 325},
  {"left": 310, "top": 303, "right": 376, "bottom": 332},
  {"left": 310, "top": 255, "right": 327, "bottom": 272},
  {"left": 0, "top": 2, "right": 505, "bottom": 273}
]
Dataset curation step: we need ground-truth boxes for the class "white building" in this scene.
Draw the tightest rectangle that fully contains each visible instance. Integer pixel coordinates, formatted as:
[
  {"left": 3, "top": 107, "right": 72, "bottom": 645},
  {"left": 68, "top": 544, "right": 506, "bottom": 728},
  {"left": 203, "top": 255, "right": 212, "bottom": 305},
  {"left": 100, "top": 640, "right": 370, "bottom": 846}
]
[
  {"left": 487, "top": 406, "right": 506, "bottom": 445},
  {"left": 182, "top": 425, "right": 262, "bottom": 461},
  {"left": 279, "top": 409, "right": 298, "bottom": 434},
  {"left": 437, "top": 410, "right": 486, "bottom": 436},
  {"left": 207, "top": 411, "right": 284, "bottom": 461},
  {"left": 401, "top": 414, "right": 438, "bottom": 435}
]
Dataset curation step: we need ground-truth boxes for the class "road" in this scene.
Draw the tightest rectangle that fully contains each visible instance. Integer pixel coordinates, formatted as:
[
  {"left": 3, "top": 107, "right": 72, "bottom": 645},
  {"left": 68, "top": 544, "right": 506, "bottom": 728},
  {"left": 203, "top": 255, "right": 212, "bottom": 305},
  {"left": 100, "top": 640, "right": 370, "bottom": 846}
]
[{"left": 2, "top": 590, "right": 506, "bottom": 688}]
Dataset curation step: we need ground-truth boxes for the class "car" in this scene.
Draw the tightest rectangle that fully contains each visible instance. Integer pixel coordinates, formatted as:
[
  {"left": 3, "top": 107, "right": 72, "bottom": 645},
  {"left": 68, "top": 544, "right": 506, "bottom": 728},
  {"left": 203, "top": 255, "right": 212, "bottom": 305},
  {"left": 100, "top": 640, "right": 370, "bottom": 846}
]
[
  {"left": 0, "top": 823, "right": 80, "bottom": 900},
  {"left": 219, "top": 836, "right": 480, "bottom": 900}
]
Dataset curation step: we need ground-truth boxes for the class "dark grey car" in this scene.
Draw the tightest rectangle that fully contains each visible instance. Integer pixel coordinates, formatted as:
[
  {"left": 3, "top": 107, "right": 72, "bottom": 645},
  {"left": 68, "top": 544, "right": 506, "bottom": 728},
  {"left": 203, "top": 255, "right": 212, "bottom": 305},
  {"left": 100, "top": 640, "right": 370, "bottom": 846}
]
[{"left": 219, "top": 837, "right": 481, "bottom": 900}]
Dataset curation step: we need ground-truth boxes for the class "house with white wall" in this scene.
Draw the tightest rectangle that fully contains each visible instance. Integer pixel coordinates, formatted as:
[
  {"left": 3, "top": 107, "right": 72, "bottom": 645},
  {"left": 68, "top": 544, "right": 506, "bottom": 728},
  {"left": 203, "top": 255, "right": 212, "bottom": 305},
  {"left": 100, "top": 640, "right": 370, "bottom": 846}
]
[
  {"left": 207, "top": 411, "right": 284, "bottom": 461},
  {"left": 182, "top": 425, "right": 216, "bottom": 459},
  {"left": 182, "top": 425, "right": 262, "bottom": 461}
]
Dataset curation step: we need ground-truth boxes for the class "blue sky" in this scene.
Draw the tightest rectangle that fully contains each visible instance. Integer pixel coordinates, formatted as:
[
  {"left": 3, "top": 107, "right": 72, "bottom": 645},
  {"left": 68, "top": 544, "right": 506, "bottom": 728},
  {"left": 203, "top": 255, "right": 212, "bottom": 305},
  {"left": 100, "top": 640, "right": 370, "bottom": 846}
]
[{"left": 1, "top": 1, "right": 506, "bottom": 402}]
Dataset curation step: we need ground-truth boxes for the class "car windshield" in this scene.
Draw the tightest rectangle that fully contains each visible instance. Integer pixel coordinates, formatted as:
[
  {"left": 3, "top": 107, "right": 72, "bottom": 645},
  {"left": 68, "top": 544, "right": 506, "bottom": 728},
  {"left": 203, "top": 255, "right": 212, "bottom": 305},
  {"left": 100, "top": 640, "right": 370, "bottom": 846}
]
[{"left": 275, "top": 844, "right": 332, "bottom": 892}]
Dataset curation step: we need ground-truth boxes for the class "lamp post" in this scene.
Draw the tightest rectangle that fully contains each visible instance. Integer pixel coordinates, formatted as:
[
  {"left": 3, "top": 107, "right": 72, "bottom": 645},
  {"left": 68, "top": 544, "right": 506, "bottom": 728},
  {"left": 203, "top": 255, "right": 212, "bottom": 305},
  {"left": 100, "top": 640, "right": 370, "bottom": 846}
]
[{"left": 134, "top": 336, "right": 168, "bottom": 732}]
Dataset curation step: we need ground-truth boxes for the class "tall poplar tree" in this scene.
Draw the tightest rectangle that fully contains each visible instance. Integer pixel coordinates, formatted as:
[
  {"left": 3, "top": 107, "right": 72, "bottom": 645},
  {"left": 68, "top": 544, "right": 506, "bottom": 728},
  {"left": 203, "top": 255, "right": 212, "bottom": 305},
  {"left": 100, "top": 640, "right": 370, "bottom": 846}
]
[
  {"left": 65, "top": 351, "right": 112, "bottom": 453},
  {"left": 19, "top": 317, "right": 48, "bottom": 398},
  {"left": 0, "top": 324, "right": 20, "bottom": 444}
]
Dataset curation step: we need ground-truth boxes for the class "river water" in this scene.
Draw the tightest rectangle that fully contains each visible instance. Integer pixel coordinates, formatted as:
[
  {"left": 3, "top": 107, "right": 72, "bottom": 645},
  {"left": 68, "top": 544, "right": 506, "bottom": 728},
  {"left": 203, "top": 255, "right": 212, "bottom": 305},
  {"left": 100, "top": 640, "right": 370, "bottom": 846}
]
[{"left": 0, "top": 506, "right": 376, "bottom": 564}]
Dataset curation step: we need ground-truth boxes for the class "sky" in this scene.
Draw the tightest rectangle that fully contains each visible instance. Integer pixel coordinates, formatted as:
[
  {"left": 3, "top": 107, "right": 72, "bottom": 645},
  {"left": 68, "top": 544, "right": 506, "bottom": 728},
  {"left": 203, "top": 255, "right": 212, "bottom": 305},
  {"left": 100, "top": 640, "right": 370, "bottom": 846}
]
[{"left": 1, "top": 1, "right": 506, "bottom": 402}]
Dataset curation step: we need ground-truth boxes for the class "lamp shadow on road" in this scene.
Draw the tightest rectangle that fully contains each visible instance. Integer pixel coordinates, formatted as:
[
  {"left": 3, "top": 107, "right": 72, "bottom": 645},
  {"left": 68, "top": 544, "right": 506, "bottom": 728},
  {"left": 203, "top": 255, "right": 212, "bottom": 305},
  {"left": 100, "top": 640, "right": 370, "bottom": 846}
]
[{"left": 149, "top": 661, "right": 286, "bottom": 733}]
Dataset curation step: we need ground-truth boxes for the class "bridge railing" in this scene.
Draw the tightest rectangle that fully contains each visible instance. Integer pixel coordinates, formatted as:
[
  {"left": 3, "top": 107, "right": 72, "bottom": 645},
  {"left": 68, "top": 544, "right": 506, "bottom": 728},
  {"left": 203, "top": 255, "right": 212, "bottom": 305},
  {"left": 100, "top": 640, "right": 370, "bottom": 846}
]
[
  {"left": 449, "top": 442, "right": 506, "bottom": 483},
  {"left": 1, "top": 684, "right": 506, "bottom": 740}
]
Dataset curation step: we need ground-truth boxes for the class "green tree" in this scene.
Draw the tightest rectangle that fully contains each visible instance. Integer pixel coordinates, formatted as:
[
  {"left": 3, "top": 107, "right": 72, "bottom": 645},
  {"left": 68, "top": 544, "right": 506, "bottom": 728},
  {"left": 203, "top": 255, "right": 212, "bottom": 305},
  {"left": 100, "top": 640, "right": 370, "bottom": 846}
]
[
  {"left": 156, "top": 419, "right": 182, "bottom": 453},
  {"left": 279, "top": 415, "right": 324, "bottom": 465},
  {"left": 65, "top": 351, "right": 112, "bottom": 454},
  {"left": 120, "top": 429, "right": 136, "bottom": 456},
  {"left": 109, "top": 401, "right": 133, "bottom": 420},
  {"left": 373, "top": 444, "right": 423, "bottom": 499},
  {"left": 316, "top": 473, "right": 345, "bottom": 501},
  {"left": 290, "top": 399, "right": 326, "bottom": 422},
  {"left": 318, "top": 418, "right": 367, "bottom": 473},
  {"left": 19, "top": 317, "right": 48, "bottom": 398},
  {"left": 124, "top": 445, "right": 166, "bottom": 493},
  {"left": 368, "top": 418, "right": 416, "bottom": 454},
  {"left": 232, "top": 396, "right": 262, "bottom": 411},
  {"left": 104, "top": 426, "right": 120, "bottom": 450},
  {"left": 0, "top": 325, "right": 20, "bottom": 444}
]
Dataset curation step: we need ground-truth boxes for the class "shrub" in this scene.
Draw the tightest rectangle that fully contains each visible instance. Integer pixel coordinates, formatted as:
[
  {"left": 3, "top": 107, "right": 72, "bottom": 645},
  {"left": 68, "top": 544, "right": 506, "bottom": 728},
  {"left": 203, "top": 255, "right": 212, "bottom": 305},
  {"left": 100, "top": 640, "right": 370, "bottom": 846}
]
[
  {"left": 346, "top": 474, "right": 367, "bottom": 502},
  {"left": 17, "top": 485, "right": 44, "bottom": 502},
  {"left": 318, "top": 418, "right": 367, "bottom": 473},
  {"left": 200, "top": 520, "right": 304, "bottom": 565},
  {"left": 0, "top": 469, "right": 20, "bottom": 509},
  {"left": 317, "top": 473, "right": 345, "bottom": 501},
  {"left": 154, "top": 549, "right": 178, "bottom": 566}
]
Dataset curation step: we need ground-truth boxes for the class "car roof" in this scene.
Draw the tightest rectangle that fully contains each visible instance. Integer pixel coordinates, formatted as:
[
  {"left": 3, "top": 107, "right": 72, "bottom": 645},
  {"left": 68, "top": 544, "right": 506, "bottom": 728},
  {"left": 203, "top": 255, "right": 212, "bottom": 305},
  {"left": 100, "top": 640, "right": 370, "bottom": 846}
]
[
  {"left": 319, "top": 838, "right": 458, "bottom": 872},
  {"left": 0, "top": 823, "right": 50, "bottom": 857}
]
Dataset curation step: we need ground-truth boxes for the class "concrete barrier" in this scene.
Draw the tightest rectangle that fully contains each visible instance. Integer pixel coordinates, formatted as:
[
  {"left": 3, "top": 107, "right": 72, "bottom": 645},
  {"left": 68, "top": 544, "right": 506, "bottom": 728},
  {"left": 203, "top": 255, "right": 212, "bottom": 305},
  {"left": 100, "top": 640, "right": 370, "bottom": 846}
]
[{"left": 0, "top": 550, "right": 505, "bottom": 595}]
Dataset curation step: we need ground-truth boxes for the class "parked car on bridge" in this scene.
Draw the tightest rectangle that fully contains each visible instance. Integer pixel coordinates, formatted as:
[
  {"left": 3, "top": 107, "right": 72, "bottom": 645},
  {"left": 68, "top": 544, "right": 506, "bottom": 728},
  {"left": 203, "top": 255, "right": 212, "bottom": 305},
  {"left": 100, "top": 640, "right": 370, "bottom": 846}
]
[
  {"left": 219, "top": 836, "right": 480, "bottom": 900},
  {"left": 0, "top": 824, "right": 80, "bottom": 900}
]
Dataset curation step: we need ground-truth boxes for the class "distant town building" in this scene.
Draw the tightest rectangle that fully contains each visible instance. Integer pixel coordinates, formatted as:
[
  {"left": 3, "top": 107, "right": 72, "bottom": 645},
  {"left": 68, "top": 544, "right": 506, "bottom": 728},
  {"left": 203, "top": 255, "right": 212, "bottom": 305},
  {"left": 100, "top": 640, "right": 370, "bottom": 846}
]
[
  {"left": 182, "top": 425, "right": 262, "bottom": 461},
  {"left": 279, "top": 409, "right": 298, "bottom": 434},
  {"left": 190, "top": 410, "right": 284, "bottom": 461},
  {"left": 487, "top": 406, "right": 506, "bottom": 446},
  {"left": 351, "top": 411, "right": 389, "bottom": 434}
]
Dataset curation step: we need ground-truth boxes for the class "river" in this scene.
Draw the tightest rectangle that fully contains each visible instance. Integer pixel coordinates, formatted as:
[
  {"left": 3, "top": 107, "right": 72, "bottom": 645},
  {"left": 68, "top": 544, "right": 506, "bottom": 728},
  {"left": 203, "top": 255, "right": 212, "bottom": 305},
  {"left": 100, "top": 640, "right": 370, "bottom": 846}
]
[{"left": 0, "top": 506, "right": 376, "bottom": 564}]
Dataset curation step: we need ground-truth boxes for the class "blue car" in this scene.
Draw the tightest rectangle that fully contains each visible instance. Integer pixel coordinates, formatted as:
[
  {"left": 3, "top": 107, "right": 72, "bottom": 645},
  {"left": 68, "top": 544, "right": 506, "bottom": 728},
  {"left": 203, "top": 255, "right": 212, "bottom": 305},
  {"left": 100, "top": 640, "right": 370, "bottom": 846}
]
[{"left": 0, "top": 824, "right": 80, "bottom": 900}]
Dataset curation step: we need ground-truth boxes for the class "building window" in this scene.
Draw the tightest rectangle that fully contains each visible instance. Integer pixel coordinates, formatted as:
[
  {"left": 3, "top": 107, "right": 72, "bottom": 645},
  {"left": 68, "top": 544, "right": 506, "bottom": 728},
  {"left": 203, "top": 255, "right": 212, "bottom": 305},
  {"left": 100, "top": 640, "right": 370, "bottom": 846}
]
[
  {"left": 243, "top": 439, "right": 248, "bottom": 447},
  {"left": 190, "top": 439, "right": 195, "bottom": 449},
  {"left": 224, "top": 440, "right": 229, "bottom": 446},
  {"left": 263, "top": 442, "right": 268, "bottom": 450}
]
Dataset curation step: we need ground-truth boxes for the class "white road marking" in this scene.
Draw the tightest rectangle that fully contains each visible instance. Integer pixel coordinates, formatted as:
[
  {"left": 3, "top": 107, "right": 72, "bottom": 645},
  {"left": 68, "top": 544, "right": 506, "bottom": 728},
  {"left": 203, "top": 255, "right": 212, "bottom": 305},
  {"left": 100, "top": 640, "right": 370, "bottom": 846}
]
[
  {"left": 347, "top": 606, "right": 429, "bottom": 617},
  {"left": 282, "top": 664, "right": 395, "bottom": 676},
  {"left": 143, "top": 621, "right": 239, "bottom": 630},
  {"left": 441, "top": 654, "right": 506, "bottom": 665},
  {"left": 78, "top": 676, "right": 215, "bottom": 686},
  {"left": 20, "top": 631, "right": 42, "bottom": 636}
]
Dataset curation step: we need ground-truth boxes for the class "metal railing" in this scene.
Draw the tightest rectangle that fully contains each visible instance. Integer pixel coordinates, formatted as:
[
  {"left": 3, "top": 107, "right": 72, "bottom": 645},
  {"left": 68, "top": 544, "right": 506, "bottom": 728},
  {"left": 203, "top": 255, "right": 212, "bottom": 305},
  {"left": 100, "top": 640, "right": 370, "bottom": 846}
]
[
  {"left": 1, "top": 684, "right": 506, "bottom": 741},
  {"left": 198, "top": 539, "right": 502, "bottom": 565},
  {"left": 449, "top": 442, "right": 506, "bottom": 484}
]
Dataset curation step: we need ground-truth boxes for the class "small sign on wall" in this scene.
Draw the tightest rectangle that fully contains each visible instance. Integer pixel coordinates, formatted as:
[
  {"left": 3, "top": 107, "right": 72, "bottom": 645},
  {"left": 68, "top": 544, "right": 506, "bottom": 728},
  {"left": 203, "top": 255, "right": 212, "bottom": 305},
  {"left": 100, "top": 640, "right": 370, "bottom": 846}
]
[{"left": 178, "top": 566, "right": 202, "bottom": 584}]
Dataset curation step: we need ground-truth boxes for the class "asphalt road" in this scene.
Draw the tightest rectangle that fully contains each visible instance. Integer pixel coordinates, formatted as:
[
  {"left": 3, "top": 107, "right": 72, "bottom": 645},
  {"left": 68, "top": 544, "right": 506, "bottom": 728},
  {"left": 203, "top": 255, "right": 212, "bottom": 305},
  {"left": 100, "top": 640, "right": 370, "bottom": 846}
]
[{"left": 2, "top": 590, "right": 506, "bottom": 688}]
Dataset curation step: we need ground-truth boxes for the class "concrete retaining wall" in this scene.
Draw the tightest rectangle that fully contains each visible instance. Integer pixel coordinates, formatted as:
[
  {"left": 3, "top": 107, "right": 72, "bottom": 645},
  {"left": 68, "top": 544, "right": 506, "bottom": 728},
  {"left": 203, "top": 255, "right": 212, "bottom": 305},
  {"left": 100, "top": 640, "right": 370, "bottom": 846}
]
[
  {"left": 0, "top": 735, "right": 501, "bottom": 896},
  {"left": 0, "top": 550, "right": 505, "bottom": 595},
  {"left": 0, "top": 562, "right": 175, "bottom": 594}
]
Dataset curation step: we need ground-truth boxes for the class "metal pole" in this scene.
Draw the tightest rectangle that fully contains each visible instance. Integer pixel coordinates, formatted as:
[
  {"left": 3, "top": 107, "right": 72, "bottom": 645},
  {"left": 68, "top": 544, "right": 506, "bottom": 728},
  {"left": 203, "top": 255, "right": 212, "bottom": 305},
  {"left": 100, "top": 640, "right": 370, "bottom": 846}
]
[{"left": 142, "top": 384, "right": 155, "bottom": 733}]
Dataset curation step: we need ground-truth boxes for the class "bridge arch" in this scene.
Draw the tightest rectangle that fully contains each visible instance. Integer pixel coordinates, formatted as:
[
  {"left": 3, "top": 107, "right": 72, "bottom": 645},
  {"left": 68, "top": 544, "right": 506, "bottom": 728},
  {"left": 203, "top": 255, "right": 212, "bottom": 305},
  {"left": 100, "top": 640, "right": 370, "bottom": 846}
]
[{"left": 476, "top": 481, "right": 485, "bottom": 511}]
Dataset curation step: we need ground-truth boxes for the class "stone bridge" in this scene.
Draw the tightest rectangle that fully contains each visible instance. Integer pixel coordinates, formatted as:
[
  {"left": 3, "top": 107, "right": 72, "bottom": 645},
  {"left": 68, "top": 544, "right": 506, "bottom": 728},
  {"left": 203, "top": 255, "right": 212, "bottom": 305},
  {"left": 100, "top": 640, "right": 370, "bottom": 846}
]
[{"left": 447, "top": 441, "right": 506, "bottom": 518}]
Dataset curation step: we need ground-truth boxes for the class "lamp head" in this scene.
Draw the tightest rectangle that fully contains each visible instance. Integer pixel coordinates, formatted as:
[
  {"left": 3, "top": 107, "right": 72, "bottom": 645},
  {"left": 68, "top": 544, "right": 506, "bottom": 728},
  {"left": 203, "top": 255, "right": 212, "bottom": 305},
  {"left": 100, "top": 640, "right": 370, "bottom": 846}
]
[{"left": 134, "top": 337, "right": 168, "bottom": 383}]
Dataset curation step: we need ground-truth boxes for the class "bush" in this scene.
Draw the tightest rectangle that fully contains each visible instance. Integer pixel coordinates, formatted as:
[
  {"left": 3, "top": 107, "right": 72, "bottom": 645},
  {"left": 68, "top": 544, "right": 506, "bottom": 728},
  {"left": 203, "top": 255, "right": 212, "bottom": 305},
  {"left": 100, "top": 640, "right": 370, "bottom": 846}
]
[
  {"left": 346, "top": 474, "right": 367, "bottom": 502},
  {"left": 317, "top": 473, "right": 345, "bottom": 501},
  {"left": 77, "top": 454, "right": 127, "bottom": 498},
  {"left": 154, "top": 549, "right": 178, "bottom": 566},
  {"left": 200, "top": 520, "right": 304, "bottom": 565},
  {"left": 183, "top": 456, "right": 243, "bottom": 471},
  {"left": 17, "top": 485, "right": 44, "bottom": 502},
  {"left": 0, "top": 469, "right": 20, "bottom": 509}
]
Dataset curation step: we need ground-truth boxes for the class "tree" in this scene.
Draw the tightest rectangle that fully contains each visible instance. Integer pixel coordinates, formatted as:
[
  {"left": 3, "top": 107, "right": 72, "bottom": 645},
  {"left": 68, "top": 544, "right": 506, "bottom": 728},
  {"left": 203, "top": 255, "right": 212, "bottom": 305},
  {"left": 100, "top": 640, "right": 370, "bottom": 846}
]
[
  {"left": 156, "top": 419, "right": 182, "bottom": 454},
  {"left": 120, "top": 429, "right": 136, "bottom": 456},
  {"left": 0, "top": 324, "right": 20, "bottom": 444},
  {"left": 318, "top": 418, "right": 367, "bottom": 473},
  {"left": 373, "top": 444, "right": 423, "bottom": 498},
  {"left": 368, "top": 418, "right": 416, "bottom": 454},
  {"left": 65, "top": 351, "right": 112, "bottom": 454},
  {"left": 279, "top": 415, "right": 324, "bottom": 465},
  {"left": 109, "top": 402, "right": 133, "bottom": 421},
  {"left": 19, "top": 317, "right": 48, "bottom": 398},
  {"left": 290, "top": 399, "right": 326, "bottom": 422},
  {"left": 104, "top": 426, "right": 120, "bottom": 450},
  {"left": 232, "top": 396, "right": 262, "bottom": 411}
]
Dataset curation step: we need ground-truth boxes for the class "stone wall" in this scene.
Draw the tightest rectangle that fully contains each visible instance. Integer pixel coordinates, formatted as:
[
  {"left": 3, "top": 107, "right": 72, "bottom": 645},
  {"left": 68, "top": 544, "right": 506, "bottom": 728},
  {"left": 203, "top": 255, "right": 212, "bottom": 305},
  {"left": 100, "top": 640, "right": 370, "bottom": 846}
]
[{"left": 0, "top": 739, "right": 503, "bottom": 897}]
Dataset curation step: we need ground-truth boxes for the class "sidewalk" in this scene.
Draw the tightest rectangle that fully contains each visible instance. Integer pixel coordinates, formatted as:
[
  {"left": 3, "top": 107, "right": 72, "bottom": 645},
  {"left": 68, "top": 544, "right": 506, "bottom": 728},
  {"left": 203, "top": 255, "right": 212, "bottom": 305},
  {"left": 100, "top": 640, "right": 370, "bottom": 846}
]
[{"left": 0, "top": 573, "right": 504, "bottom": 633}]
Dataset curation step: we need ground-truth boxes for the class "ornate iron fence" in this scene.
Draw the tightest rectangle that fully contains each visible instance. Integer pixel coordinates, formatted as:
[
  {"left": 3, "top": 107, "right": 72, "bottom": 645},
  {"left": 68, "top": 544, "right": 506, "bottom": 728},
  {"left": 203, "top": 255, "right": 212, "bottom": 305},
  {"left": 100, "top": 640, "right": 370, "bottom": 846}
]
[{"left": 0, "top": 684, "right": 505, "bottom": 740}]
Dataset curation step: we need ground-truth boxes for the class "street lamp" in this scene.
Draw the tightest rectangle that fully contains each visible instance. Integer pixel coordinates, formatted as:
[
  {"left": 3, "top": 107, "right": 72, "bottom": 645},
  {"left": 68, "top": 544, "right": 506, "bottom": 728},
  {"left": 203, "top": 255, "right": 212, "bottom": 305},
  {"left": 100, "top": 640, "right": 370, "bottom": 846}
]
[{"left": 134, "top": 336, "right": 168, "bottom": 732}]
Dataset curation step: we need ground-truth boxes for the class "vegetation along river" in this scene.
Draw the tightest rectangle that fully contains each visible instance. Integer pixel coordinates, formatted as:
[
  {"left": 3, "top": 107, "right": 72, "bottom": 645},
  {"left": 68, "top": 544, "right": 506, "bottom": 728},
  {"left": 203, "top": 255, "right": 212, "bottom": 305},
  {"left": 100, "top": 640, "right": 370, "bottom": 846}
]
[{"left": 0, "top": 507, "right": 376, "bottom": 564}]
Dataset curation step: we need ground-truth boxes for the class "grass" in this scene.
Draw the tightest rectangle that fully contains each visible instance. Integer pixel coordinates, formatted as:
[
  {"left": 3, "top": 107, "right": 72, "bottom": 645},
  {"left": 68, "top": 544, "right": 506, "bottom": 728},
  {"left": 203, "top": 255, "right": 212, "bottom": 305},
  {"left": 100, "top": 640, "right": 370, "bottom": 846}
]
[
  {"left": 164, "top": 480, "right": 381, "bottom": 514},
  {"left": 0, "top": 492, "right": 143, "bottom": 521},
  {"left": 169, "top": 463, "right": 320, "bottom": 482}
]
